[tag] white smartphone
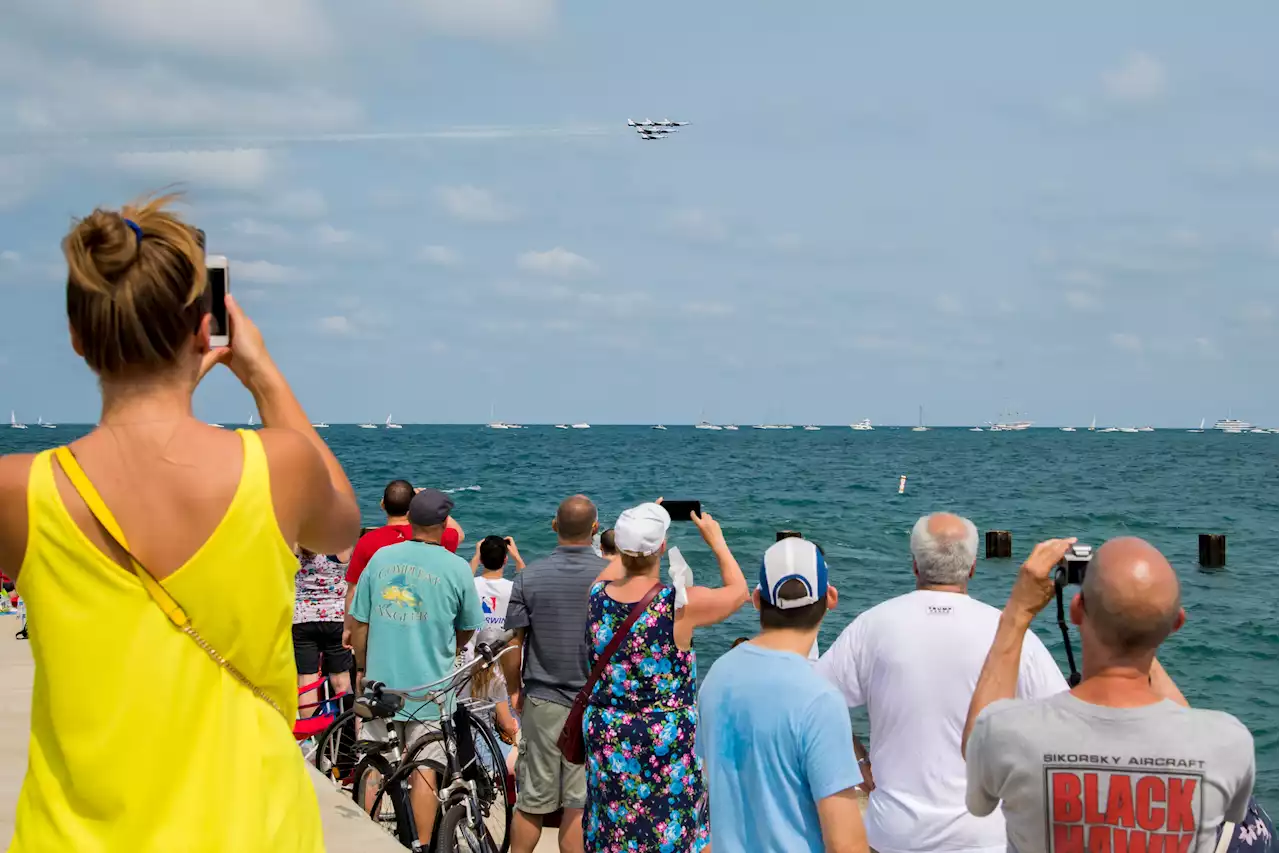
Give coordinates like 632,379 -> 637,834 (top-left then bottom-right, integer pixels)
206,255 -> 229,347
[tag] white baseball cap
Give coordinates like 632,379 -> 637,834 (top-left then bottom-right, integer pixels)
759,538 -> 828,609
613,502 -> 671,557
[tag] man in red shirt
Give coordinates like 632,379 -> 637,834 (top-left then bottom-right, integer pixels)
341,479 -> 464,645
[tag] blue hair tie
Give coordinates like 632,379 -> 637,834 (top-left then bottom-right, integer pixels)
124,219 -> 143,244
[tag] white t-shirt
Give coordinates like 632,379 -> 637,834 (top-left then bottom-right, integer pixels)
473,575 -> 513,634
814,590 -> 1068,853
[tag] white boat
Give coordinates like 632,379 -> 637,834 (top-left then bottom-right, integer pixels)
487,404 -> 517,429
970,427 -> 984,432
722,424 -> 739,431
652,425 -> 667,430
1248,427 -> 1269,434
1118,427 -> 1140,434
359,420 -> 378,429
1099,427 -> 1119,433
554,424 -> 569,430
37,416 -> 56,429
911,406 -> 929,432
208,423 -> 224,429
311,422 -> 329,429
778,424 -> 795,430
850,419 -> 874,431
695,421 -> 723,431
9,411 -> 26,430
1137,426 -> 1155,432
1088,415 -> 1097,432
1187,418 -> 1205,434
1059,426 -> 1076,432
571,422 -> 590,429
989,410 -> 1033,431
802,425 -> 821,431
1213,417 -> 1252,432
247,413 -> 259,429
385,414 -> 401,429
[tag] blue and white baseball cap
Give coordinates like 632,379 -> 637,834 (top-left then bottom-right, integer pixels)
759,538 -> 828,609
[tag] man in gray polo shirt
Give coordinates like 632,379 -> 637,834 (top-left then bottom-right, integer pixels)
502,494 -> 606,853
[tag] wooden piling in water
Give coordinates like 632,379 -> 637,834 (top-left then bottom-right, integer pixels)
1198,534 -> 1226,568
985,530 -> 1012,559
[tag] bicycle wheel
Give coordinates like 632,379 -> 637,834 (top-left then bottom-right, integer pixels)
437,802 -> 492,853
457,708 -> 512,853
312,709 -> 359,786
351,752 -> 409,840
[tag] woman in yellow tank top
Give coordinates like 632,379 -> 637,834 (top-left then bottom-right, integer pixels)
0,194 -> 361,852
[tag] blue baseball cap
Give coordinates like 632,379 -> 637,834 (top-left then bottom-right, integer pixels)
759,538 -> 828,609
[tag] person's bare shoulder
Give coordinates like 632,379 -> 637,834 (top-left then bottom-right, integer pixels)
0,453 -> 38,574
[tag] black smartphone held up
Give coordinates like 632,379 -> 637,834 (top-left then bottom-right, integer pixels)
206,255 -> 229,347
776,530 -> 803,541
662,500 -> 701,521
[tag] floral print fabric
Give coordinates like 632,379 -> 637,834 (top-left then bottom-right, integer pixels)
583,582 -> 709,853
293,553 -> 347,624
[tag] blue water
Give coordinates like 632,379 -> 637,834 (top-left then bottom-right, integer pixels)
3,424 -> 1277,810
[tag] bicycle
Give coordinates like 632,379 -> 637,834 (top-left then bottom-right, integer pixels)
351,640 -> 516,852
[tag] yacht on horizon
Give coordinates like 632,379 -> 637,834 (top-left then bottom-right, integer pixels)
802,425 -> 821,431
311,422 -> 329,429
9,411 -> 27,430
1059,426 -> 1076,432
554,424 -> 569,429
358,419 -> 378,429
571,422 -> 590,429
911,406 -> 929,432
850,419 -> 874,431
1213,416 -> 1251,433
37,416 -> 56,429
695,421 -> 723,431
652,424 -> 667,430
722,424 -> 739,431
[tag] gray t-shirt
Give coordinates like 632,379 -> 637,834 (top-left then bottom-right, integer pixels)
503,545 -> 607,706
967,692 -> 1256,853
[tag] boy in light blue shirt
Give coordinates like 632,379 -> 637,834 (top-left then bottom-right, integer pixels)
698,538 -> 869,853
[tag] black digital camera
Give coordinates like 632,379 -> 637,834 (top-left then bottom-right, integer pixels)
1059,543 -> 1093,586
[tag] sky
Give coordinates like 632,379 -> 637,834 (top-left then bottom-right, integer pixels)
0,1 -> 1275,427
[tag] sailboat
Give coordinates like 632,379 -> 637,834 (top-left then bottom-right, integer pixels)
246,413 -> 259,429
911,406 -> 929,432
37,416 -> 56,429
385,414 -> 402,429
487,403 -> 515,429
695,409 -> 723,430
1187,418 -> 1205,434
1088,415 -> 1097,432
9,411 -> 26,430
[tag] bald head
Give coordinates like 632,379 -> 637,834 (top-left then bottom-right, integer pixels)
554,494 -> 598,544
1080,537 -> 1183,655
910,512 -> 979,585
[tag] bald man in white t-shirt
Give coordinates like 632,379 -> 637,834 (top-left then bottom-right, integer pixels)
815,513 -> 1068,853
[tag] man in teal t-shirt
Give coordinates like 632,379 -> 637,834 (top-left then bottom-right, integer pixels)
350,488 -> 483,847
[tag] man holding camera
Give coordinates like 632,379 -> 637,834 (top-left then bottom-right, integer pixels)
962,537 -> 1255,853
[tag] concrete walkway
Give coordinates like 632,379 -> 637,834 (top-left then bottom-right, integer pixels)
0,625 -> 558,851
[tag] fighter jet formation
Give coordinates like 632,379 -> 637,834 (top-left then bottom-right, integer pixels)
627,118 -> 689,140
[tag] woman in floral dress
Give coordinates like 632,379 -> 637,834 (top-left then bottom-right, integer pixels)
583,503 -> 749,853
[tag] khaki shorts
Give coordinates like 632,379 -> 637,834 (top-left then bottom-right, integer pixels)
515,697 -> 585,813
359,718 -> 446,767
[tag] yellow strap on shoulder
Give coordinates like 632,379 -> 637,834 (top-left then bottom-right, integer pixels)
53,446 -> 190,627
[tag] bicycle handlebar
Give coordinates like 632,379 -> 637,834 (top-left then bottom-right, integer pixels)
355,640 -> 516,721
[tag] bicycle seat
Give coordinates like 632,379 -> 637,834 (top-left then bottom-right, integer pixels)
354,683 -> 404,721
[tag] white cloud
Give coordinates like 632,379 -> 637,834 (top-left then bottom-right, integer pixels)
235,260 -> 301,284
271,190 -> 328,220
933,294 -> 964,315
314,224 -> 354,246
114,148 -> 272,191
318,316 -> 354,335
1065,291 -> 1101,311
414,0 -> 556,42
1102,52 -> 1166,103
0,251 -> 19,263
13,0 -> 334,64
516,247 -> 597,278
666,209 -> 728,244
436,185 -> 516,224
231,219 -> 291,242
684,301 -> 735,317
1193,337 -> 1222,361
419,245 -> 460,266
1109,332 -> 1143,352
